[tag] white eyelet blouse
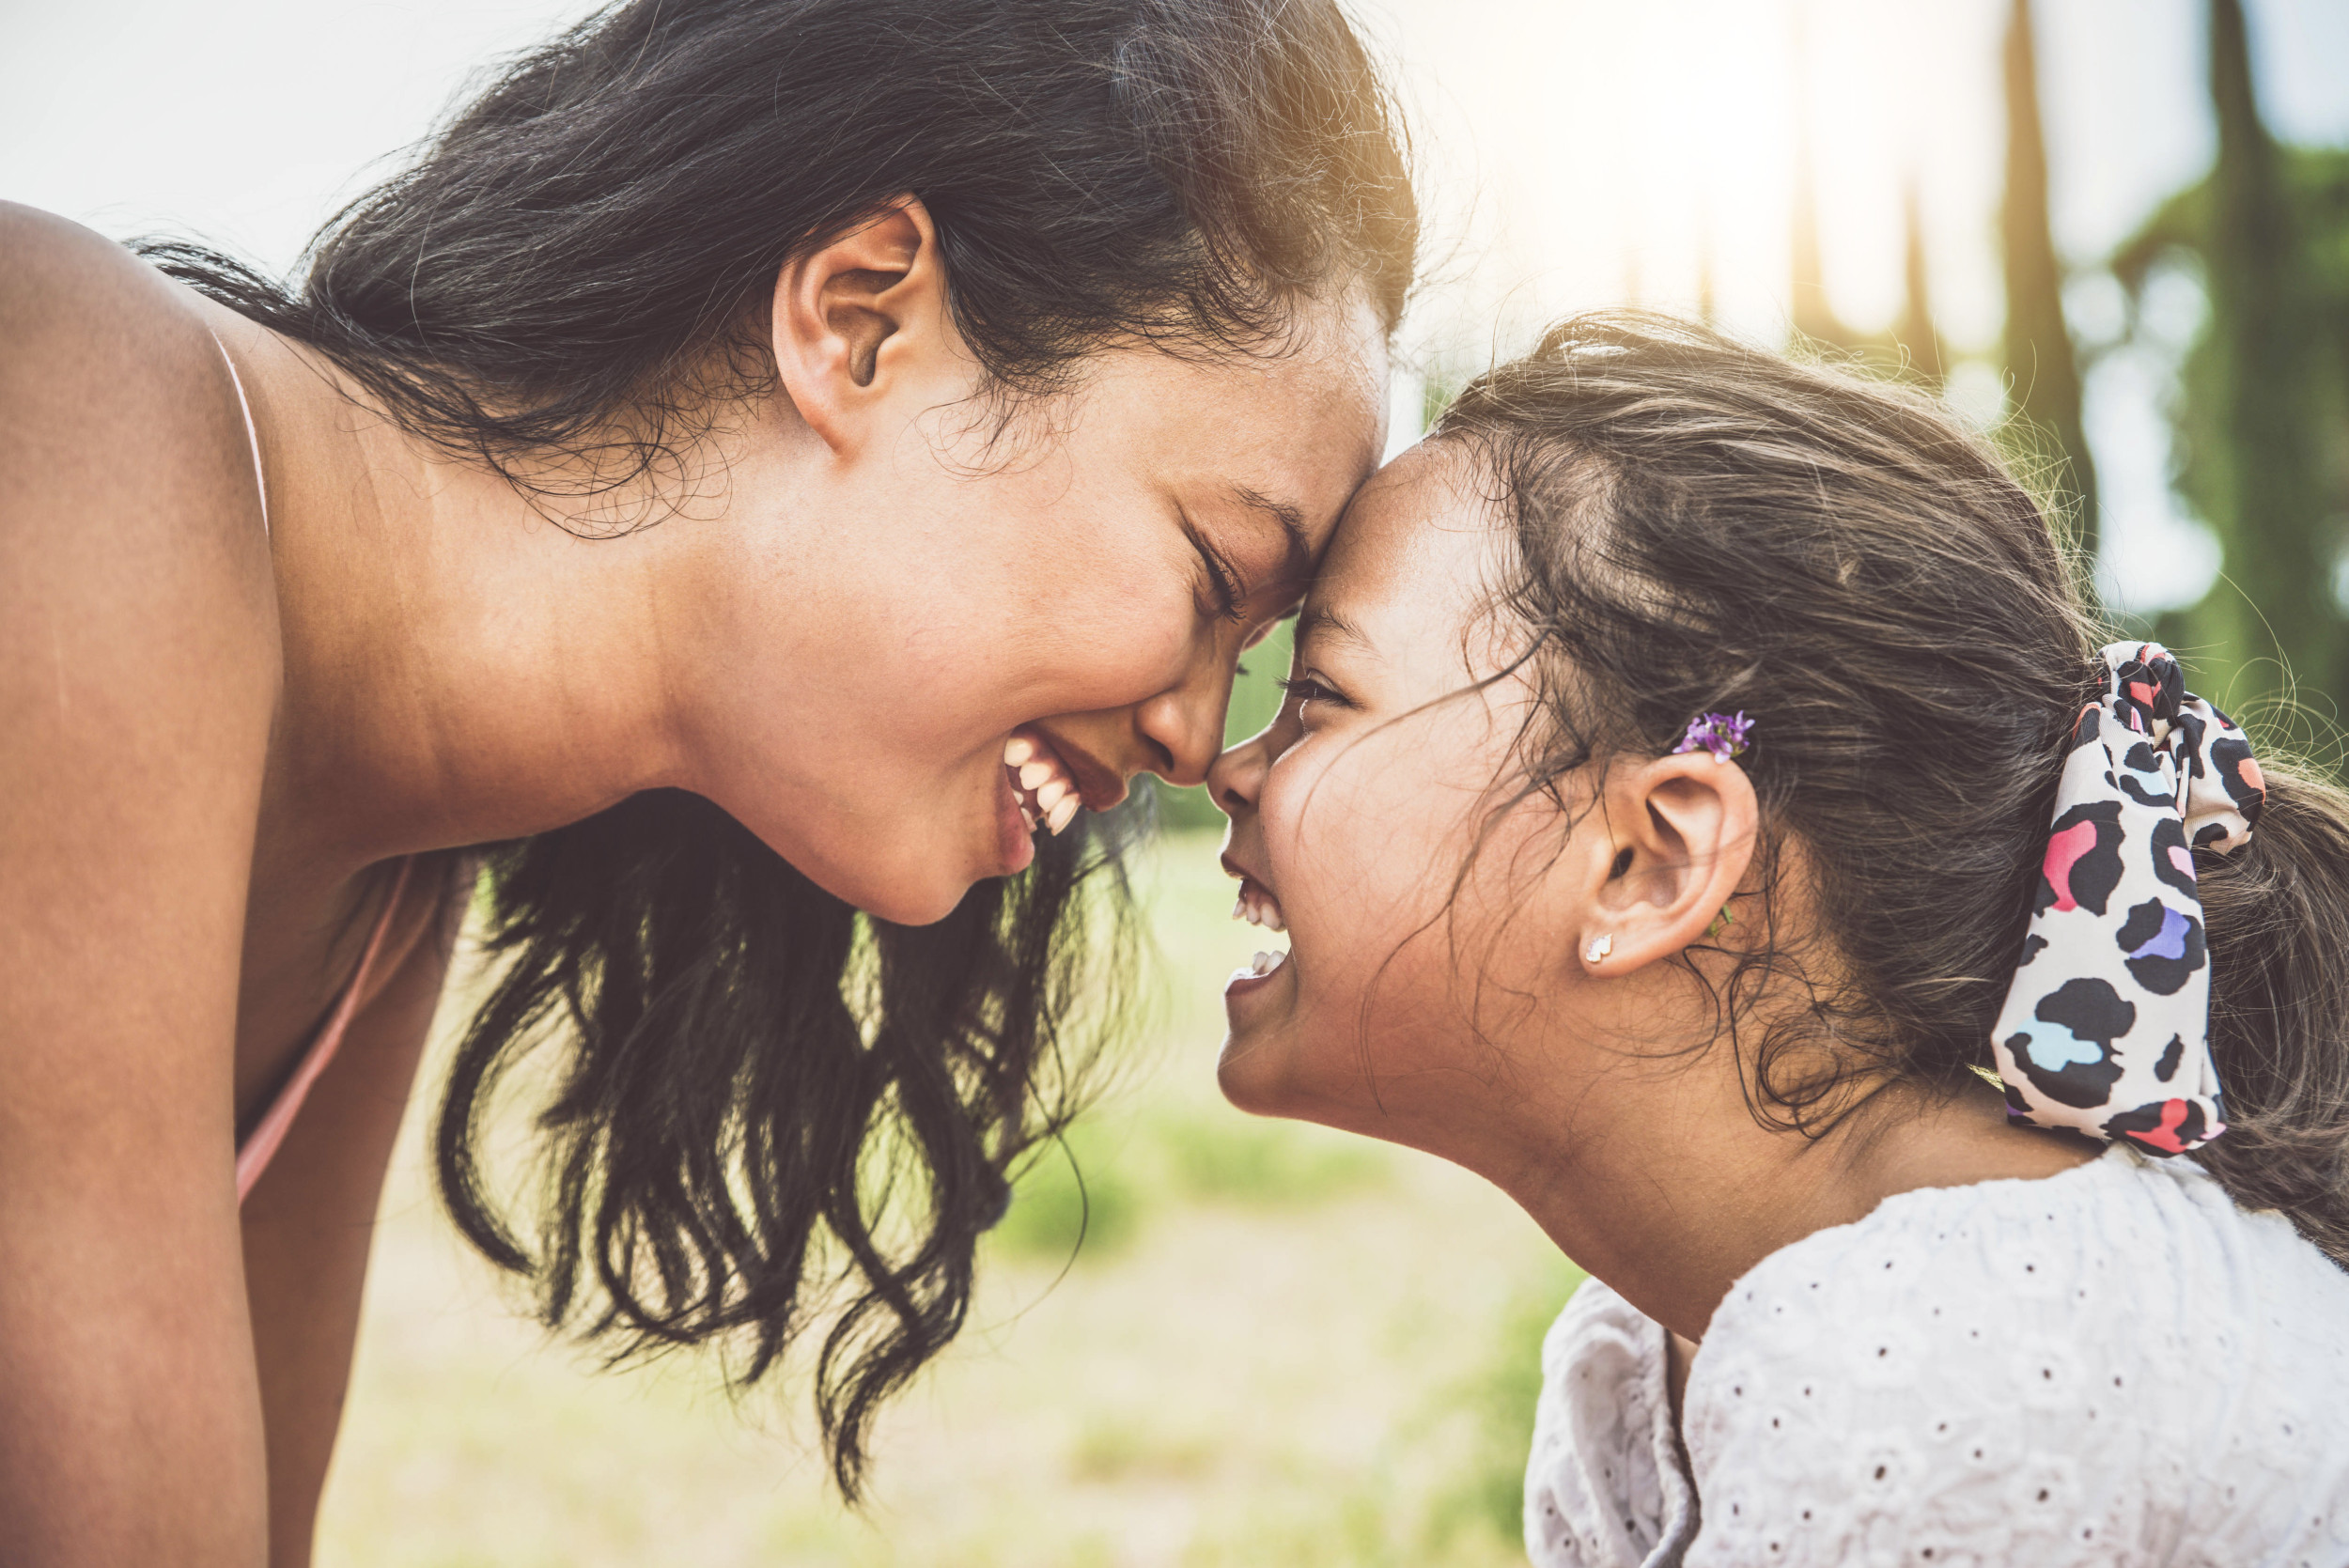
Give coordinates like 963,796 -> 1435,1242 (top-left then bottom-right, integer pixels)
1523,1144 -> 2349,1567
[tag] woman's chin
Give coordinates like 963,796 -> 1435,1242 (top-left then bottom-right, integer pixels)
864,886 -> 968,927
803,844 -> 984,928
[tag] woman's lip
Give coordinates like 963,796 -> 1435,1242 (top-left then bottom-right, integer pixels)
993,762 -> 1038,874
1025,724 -> 1126,813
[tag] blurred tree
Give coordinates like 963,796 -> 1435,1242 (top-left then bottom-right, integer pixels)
1892,172 -> 1948,389
1785,8 -> 1940,386
1788,87 -> 1857,349
2002,0 -> 2099,562
2111,0 -> 2348,723
1786,0 -> 1859,353
1697,212 -> 1719,328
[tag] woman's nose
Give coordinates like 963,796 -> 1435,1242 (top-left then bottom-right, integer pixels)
1133,666 -> 1236,788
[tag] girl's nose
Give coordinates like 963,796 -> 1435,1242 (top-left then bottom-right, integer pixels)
1206,730 -> 1268,818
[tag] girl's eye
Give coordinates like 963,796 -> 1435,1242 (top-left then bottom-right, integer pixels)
1275,675 -> 1342,708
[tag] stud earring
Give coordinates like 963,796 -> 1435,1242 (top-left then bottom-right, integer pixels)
1583,934 -> 1612,965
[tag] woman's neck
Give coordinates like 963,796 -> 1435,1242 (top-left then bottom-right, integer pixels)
1472,1041 -> 2095,1344
201,303 -> 725,885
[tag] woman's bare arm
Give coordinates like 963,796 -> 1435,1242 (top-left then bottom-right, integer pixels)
241,881 -> 458,1568
0,207 -> 283,1564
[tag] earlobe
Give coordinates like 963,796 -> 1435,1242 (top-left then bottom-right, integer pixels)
768,196 -> 954,456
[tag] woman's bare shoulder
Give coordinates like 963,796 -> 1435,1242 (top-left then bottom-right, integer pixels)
0,202 -> 281,952
0,203 -> 281,724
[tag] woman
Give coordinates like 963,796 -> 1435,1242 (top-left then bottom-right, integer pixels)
0,0 -> 1416,1558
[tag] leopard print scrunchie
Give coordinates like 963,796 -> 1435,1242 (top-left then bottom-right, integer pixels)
1989,642 -> 2266,1156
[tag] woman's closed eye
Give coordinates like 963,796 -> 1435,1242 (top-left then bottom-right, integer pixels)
1183,521 -> 1251,625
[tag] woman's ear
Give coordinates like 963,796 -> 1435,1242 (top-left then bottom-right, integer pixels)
1580,751 -> 1760,975
769,196 -> 962,456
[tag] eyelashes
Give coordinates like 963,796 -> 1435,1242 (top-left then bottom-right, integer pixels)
1199,546 -> 1248,624
1274,675 -> 1346,709
1182,517 -> 1250,625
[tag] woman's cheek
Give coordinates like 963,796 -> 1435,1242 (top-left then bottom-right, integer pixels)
1050,598 -> 1200,716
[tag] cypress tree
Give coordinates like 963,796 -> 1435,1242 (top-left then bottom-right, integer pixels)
2002,0 -> 2098,561
2200,0 -> 2335,720
1893,172 -> 1948,389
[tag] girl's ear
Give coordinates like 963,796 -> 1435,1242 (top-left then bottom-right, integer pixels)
1580,751 -> 1760,975
769,196 -> 962,457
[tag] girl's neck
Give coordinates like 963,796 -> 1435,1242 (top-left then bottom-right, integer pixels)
1483,1054 -> 2095,1344
200,302 -> 741,888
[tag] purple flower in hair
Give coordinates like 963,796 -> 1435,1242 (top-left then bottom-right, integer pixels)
1672,711 -> 1753,764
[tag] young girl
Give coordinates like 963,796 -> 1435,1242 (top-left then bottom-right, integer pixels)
1209,314 -> 2349,1563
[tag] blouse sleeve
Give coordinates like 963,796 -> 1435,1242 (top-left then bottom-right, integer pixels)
1524,1279 -> 1700,1568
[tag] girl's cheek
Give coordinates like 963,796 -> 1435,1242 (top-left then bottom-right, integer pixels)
1276,755 -> 1407,931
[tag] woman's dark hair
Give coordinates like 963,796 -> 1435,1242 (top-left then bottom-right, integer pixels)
145,0 -> 1415,498
146,0 -> 1416,1498
1434,311 -> 2349,1268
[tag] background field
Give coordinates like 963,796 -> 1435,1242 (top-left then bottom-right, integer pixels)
315,829 -> 1580,1568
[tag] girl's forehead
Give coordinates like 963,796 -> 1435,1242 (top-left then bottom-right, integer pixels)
1298,446 -> 1511,666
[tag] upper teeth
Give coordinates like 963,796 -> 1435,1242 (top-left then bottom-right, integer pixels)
1005,737 -> 1082,836
1233,884 -> 1286,932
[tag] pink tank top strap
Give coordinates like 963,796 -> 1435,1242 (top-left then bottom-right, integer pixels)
236,858 -> 416,1204
206,326 -> 270,536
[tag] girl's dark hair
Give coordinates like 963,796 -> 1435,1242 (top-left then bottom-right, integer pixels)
1436,311 -> 2349,1267
146,0 -> 1415,1498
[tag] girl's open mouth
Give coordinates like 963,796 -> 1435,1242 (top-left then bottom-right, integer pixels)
1226,877 -> 1291,994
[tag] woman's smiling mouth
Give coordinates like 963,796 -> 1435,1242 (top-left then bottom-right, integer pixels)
1003,732 -> 1084,836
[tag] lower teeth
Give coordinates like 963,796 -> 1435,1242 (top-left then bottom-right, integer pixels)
1247,950 -> 1287,978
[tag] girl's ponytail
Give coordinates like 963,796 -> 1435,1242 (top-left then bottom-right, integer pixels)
2196,761 -> 2349,1265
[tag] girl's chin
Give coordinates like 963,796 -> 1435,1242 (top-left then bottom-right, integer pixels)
1216,960 -> 1305,1108
1214,1026 -> 1338,1125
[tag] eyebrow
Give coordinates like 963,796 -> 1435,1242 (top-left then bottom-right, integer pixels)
1231,485 -> 1314,588
1293,602 -> 1376,660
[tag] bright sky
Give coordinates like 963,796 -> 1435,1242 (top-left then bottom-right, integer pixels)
6,0 -> 2345,610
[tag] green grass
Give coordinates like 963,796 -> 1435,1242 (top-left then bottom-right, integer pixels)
318,828 -> 1577,1568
